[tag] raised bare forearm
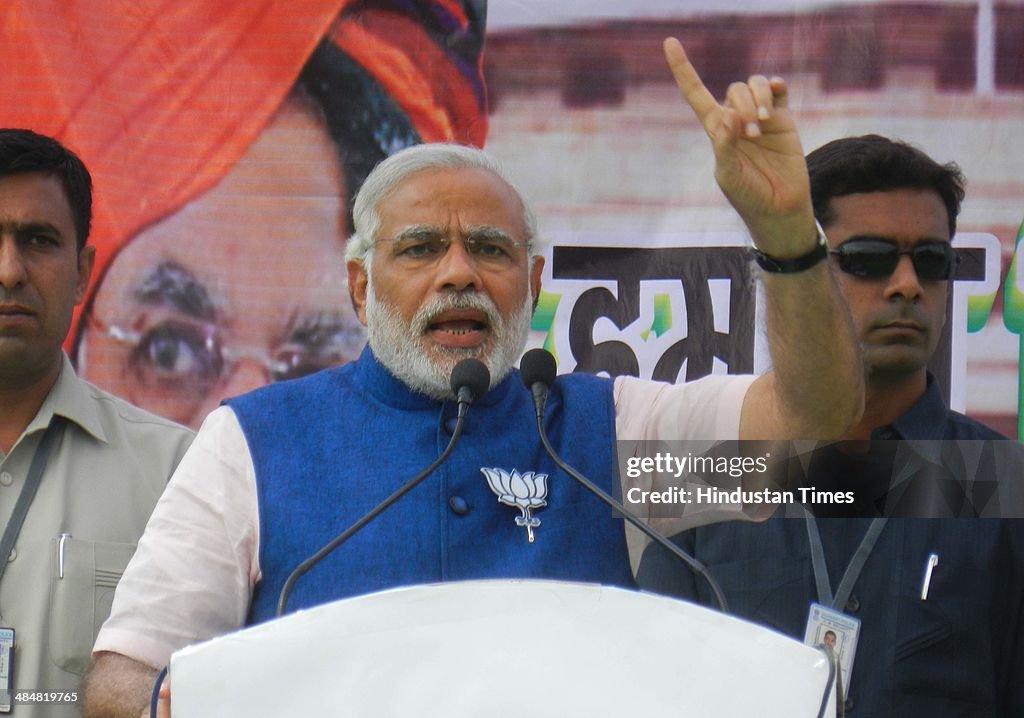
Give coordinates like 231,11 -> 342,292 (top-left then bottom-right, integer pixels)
82,652 -> 158,718
758,260 -> 863,438
664,37 -> 863,439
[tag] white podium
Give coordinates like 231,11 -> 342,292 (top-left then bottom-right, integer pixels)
170,580 -> 836,717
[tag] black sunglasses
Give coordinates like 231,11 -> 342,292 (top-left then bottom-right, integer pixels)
830,238 -> 960,281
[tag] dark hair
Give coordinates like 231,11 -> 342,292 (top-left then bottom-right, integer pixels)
0,128 -> 93,249
298,41 -> 421,232
807,135 -> 965,237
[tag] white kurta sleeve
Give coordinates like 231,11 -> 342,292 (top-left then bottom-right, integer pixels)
92,406 -> 261,669
614,373 -> 756,441
614,373 -> 758,572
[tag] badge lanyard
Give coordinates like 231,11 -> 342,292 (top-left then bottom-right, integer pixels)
0,418 -> 66,594
804,512 -> 888,610
0,418 -> 65,713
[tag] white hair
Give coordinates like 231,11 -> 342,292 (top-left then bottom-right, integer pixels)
344,143 -> 543,270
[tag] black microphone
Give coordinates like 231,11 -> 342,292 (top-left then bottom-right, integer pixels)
276,359 -> 490,616
520,346 -> 556,419
519,348 -> 729,613
452,357 -> 491,418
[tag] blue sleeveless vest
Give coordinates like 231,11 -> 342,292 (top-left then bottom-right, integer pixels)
229,348 -> 634,624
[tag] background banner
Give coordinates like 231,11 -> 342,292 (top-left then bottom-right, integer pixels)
3,0 -> 1022,438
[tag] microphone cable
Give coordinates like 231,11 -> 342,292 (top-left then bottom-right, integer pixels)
520,348 -> 730,613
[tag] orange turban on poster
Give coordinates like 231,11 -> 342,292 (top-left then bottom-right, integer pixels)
0,0 -> 488,351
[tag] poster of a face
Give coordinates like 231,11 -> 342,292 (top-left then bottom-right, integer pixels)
2,1 -> 1022,436
74,91 -> 362,427
1,0 -> 489,428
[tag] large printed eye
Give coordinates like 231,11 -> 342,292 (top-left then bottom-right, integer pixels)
268,349 -> 333,383
270,318 -> 365,383
131,320 -> 224,388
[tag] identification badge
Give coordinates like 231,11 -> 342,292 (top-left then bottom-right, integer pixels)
0,626 -> 13,713
804,602 -> 859,698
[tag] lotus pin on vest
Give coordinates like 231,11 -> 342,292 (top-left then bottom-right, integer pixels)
481,467 -> 550,542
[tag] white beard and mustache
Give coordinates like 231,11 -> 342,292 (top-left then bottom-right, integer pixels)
364,280 -> 534,400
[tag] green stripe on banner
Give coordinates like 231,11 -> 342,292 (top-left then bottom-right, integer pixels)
1002,218 -> 1024,440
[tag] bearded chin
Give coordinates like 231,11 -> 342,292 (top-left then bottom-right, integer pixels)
364,281 -> 533,401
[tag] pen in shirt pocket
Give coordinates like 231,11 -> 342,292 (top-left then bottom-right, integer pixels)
920,552 -> 939,600
58,533 -> 71,579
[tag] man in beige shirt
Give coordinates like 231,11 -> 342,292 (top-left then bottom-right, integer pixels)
0,128 -> 193,717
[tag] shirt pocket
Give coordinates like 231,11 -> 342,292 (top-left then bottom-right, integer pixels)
892,549 -> 996,708
48,537 -> 137,675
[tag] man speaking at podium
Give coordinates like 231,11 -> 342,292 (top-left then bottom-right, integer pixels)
83,40 -> 862,717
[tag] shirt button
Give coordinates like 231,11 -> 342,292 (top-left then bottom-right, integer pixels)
6,549 -> 16,562
844,697 -> 855,712
444,417 -> 460,435
0,472 -> 12,486
845,595 -> 860,613
448,496 -> 469,516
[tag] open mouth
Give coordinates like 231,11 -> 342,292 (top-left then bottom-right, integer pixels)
426,310 -> 489,348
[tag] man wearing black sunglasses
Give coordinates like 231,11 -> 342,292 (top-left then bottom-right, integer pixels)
639,135 -> 1023,717
812,135 -> 964,437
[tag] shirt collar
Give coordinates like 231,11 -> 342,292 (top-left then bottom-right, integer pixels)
22,353 -> 108,443
880,372 -> 949,441
870,372 -> 948,467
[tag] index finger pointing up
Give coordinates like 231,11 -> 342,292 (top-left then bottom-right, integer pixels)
663,37 -> 719,130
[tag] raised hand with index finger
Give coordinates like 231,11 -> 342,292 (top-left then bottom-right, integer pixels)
663,37 -> 863,442
663,37 -> 816,261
